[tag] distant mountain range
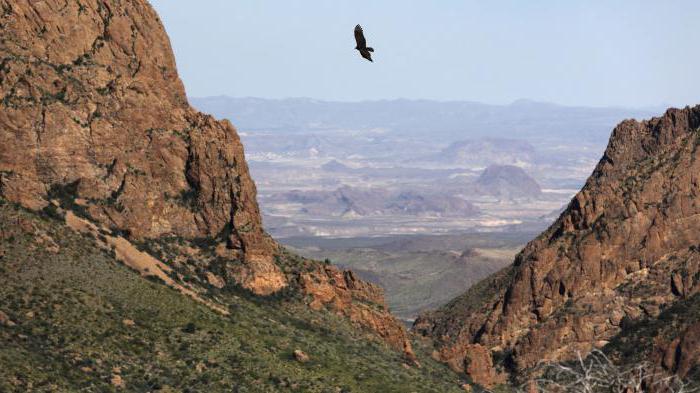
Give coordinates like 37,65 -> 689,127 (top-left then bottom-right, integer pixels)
192,96 -> 659,143
265,186 -> 480,217
430,137 -> 537,167
262,164 -> 543,226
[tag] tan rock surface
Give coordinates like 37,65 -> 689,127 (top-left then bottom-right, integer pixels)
293,349 -> 310,363
110,374 -> 125,389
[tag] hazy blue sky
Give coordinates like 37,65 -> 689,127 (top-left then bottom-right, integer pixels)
150,1 -> 699,107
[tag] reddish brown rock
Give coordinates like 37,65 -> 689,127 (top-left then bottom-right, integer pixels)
0,0 -> 284,294
205,272 -> 225,289
416,106 -> 700,384
0,0 -> 411,356
656,322 -> 700,379
441,344 -> 507,388
301,264 -> 417,363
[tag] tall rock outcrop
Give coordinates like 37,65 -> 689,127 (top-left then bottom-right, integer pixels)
415,106 -> 700,386
0,0 -> 282,294
0,0 -> 413,358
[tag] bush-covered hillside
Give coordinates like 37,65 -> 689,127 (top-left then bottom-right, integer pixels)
0,199 -> 466,392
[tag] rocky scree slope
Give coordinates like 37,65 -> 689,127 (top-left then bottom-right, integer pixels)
0,0 -> 414,359
415,106 -> 700,387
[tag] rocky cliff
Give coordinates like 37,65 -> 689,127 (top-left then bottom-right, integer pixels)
0,0 -> 283,294
0,0 -> 413,359
415,106 -> 700,387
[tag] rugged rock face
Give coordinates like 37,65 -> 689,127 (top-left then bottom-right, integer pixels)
0,0 -> 412,356
300,264 -> 416,362
0,0 -> 282,294
656,322 -> 700,380
416,106 -> 700,387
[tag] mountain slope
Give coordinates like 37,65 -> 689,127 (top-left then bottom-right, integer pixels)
0,200 -> 466,392
0,0 -> 428,387
415,106 -> 700,387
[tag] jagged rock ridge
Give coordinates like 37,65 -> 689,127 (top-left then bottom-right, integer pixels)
415,106 -> 700,387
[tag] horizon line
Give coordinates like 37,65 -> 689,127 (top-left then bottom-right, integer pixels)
189,95 -> 673,112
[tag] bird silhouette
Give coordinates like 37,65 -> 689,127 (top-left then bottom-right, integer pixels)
354,25 -> 374,62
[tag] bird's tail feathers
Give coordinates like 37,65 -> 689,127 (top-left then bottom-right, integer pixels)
367,47 -> 374,52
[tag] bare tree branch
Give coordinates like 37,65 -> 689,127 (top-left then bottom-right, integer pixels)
510,350 -> 699,393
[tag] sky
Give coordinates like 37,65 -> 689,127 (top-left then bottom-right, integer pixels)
150,1 -> 700,108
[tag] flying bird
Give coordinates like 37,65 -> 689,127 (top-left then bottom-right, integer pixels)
354,24 -> 374,62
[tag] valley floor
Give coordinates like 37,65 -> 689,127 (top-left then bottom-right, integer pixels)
284,232 -> 534,321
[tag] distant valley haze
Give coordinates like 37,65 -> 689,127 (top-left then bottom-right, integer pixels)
149,0 -> 700,319
190,95 -> 659,317
147,0 -> 698,243
190,95 -> 656,239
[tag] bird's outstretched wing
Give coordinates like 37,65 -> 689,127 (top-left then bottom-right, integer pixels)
354,24 -> 366,49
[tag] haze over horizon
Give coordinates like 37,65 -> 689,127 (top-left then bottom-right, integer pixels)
191,95 -> 668,112
151,1 -> 699,108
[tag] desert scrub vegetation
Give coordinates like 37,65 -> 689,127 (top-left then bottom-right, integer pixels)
0,199 -> 466,392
